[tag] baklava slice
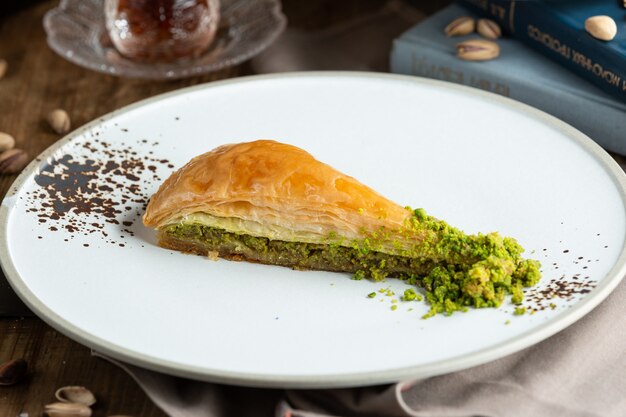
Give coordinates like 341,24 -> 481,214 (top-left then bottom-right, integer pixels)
143,140 -> 540,316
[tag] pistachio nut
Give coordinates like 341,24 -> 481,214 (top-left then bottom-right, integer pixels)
0,132 -> 16,152
456,39 -> 500,61
477,18 -> 501,39
46,109 -> 71,135
444,16 -> 475,37
0,59 -> 7,80
585,15 -> 617,41
0,148 -> 28,175
0,358 -> 27,385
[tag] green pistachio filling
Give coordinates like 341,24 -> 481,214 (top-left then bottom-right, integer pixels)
163,223 -> 439,277
163,208 -> 541,318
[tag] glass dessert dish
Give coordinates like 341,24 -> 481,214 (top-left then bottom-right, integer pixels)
104,0 -> 220,63
44,0 -> 286,79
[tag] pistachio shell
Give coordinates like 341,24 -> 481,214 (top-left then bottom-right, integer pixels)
55,386 -> 97,406
584,15 -> 617,41
44,402 -> 92,417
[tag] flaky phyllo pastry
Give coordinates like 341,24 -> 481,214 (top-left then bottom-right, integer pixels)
143,140 -> 540,317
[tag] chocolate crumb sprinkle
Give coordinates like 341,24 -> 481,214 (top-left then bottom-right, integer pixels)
524,275 -> 598,313
24,139 -> 174,247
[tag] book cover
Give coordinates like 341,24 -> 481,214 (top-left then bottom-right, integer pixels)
390,4 -> 626,155
459,0 -> 626,102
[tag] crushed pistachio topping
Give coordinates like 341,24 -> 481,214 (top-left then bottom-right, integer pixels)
514,306 -> 527,316
345,207 -> 541,318
403,288 -> 418,301
163,206 -> 541,318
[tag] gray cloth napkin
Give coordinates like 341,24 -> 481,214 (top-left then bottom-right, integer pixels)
96,5 -> 626,416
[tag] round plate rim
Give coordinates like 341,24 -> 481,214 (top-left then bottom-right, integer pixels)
2,71 -> 626,388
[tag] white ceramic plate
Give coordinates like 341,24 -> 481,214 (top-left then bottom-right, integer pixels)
2,73 -> 626,388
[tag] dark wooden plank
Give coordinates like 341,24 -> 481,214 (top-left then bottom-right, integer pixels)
0,318 -> 168,416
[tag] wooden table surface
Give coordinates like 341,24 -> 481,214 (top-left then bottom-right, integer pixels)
4,1 -> 624,416
0,1 -> 449,415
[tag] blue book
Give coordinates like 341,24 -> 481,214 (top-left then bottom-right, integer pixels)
460,0 -> 626,102
390,4 -> 626,155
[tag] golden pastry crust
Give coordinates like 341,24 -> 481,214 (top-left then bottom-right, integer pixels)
143,140 -> 410,241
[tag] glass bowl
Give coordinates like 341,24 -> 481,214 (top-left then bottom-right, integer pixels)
43,0 -> 286,80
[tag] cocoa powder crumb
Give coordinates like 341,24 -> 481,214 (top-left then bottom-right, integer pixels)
25,138 -> 174,247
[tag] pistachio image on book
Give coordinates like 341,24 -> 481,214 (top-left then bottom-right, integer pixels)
143,140 -> 541,317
